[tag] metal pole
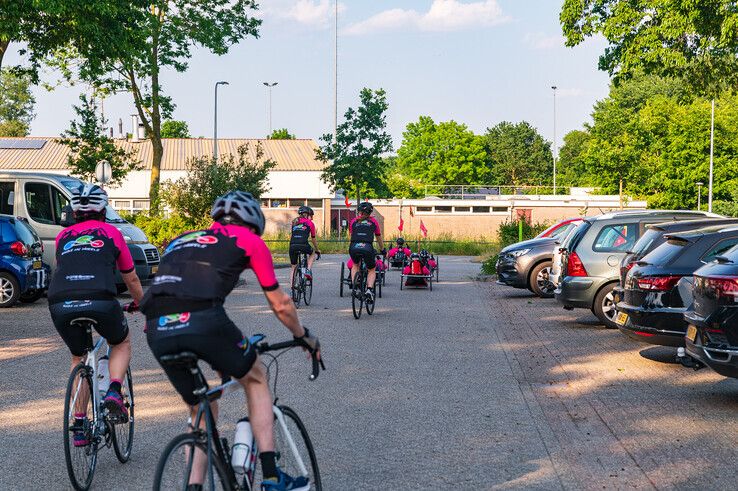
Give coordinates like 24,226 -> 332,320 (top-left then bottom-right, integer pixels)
696,182 -> 703,211
334,0 -> 338,140
263,82 -> 278,135
708,99 -> 715,212
214,81 -> 229,160
552,86 -> 557,195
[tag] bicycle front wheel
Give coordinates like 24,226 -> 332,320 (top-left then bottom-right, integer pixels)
292,269 -> 302,308
154,433 -> 234,491
254,406 -> 322,490
63,363 -> 98,491
303,277 -> 313,306
111,367 -> 134,463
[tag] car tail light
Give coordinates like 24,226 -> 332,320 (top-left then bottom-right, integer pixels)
703,276 -> 738,302
625,261 -> 636,272
10,241 -> 28,256
637,275 -> 682,291
567,251 -> 588,277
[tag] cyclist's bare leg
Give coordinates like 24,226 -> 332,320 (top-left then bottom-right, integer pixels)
187,401 -> 220,485
70,355 -> 90,415
239,357 -> 275,452
108,331 -> 131,382
367,268 -> 377,289
307,252 -> 316,269
290,264 -> 297,285
350,264 -> 359,284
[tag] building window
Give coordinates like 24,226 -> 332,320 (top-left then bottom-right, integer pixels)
416,206 -> 433,213
306,199 -> 322,209
261,199 -> 270,207
113,200 -> 132,210
492,206 -> 508,213
271,199 -> 288,208
133,200 -> 150,210
435,206 -> 452,213
454,206 -> 471,213
473,206 -> 490,213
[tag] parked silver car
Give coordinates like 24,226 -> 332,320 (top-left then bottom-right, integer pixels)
554,210 -> 718,328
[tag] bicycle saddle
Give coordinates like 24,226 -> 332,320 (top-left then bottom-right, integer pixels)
159,351 -> 199,367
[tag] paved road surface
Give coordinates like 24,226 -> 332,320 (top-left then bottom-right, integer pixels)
1,255 -> 736,489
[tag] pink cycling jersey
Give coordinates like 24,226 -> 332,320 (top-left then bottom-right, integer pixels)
388,247 -> 411,258
347,257 -> 386,271
209,222 -> 279,290
56,220 -> 134,273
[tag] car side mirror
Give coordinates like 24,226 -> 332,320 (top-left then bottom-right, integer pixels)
60,205 -> 75,227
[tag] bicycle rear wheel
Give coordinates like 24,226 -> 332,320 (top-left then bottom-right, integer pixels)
254,406 -> 322,490
339,262 -> 345,297
303,276 -> 313,306
154,433 -> 234,491
63,363 -> 98,491
351,275 -> 363,320
366,278 -> 376,315
111,367 -> 134,463
292,268 -> 302,308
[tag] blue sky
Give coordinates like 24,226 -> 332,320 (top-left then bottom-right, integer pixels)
9,0 -> 611,150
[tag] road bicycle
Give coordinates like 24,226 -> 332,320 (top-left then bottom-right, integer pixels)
291,251 -> 319,308
153,335 -> 325,491
62,318 -> 135,491
340,254 -> 385,299
351,257 -> 378,319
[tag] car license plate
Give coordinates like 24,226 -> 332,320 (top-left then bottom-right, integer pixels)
151,265 -> 158,274
686,324 -> 698,343
32,259 -> 42,270
615,312 -> 628,326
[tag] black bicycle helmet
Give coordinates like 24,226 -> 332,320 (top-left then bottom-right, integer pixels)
211,191 -> 266,235
298,205 -> 311,216
357,202 -> 373,215
420,249 -> 430,259
396,237 -> 405,246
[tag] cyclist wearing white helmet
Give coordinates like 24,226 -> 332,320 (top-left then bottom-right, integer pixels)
48,183 -> 144,446
141,190 -> 321,491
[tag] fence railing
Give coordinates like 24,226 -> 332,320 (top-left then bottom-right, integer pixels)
423,185 -> 585,198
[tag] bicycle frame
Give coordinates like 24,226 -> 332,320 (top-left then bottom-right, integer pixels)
68,320 -> 109,435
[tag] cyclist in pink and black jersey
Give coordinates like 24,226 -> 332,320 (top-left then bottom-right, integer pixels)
348,202 -> 385,303
289,206 -> 320,283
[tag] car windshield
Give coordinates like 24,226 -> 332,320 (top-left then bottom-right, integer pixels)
13,219 -> 39,246
59,178 -> 127,224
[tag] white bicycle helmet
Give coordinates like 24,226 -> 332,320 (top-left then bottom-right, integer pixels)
70,183 -> 108,213
211,190 -> 266,235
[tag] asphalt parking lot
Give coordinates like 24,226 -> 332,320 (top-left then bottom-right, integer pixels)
1,255 -> 737,489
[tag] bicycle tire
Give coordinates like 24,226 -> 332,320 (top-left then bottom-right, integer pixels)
304,276 -> 313,306
154,432 -> 234,491
292,267 -> 302,308
63,363 -> 98,491
351,273 -> 363,319
111,367 -> 134,463
436,257 -> 440,282
339,262 -> 345,297
366,291 -> 375,315
377,274 -> 383,298
271,406 -> 323,491
429,275 -> 433,291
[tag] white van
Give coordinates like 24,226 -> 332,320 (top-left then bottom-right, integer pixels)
0,171 -> 159,288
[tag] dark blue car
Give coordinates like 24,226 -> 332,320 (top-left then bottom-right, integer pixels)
0,215 -> 50,307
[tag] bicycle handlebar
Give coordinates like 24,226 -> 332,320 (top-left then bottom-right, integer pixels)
257,339 -> 325,381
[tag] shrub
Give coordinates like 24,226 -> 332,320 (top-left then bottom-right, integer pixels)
123,212 -> 208,249
497,219 -> 549,247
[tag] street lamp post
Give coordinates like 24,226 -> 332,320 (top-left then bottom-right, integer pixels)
708,99 -> 715,212
696,181 -> 704,211
214,81 -> 229,161
552,86 -> 558,195
263,82 -> 278,135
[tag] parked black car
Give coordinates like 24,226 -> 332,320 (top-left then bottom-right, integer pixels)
496,218 -> 582,297
612,217 -> 737,305
616,224 -> 738,346
684,245 -> 738,378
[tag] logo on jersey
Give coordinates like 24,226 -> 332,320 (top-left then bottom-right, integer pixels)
165,231 -> 218,253
158,312 -> 191,327
63,235 -> 104,251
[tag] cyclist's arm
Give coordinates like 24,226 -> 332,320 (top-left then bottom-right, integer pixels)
111,226 -> 144,304
309,220 -> 319,252
122,271 -> 144,304
264,289 -> 304,337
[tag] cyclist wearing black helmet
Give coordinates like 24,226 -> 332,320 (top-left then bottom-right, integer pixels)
141,191 -> 321,491
289,205 -> 320,283
348,201 -> 385,303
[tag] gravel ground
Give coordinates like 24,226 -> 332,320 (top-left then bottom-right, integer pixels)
1,256 -> 736,490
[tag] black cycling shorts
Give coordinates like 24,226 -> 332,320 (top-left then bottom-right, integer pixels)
49,299 -> 128,356
146,306 -> 257,406
289,244 -> 313,265
349,242 -> 376,269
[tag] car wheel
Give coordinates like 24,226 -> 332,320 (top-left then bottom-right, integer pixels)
0,272 -> 20,308
593,283 -> 618,329
529,261 -> 555,298
20,289 -> 45,303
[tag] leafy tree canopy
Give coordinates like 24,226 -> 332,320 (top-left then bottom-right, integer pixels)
318,88 -> 393,202
161,120 -> 191,138
268,128 -> 295,140
58,94 -> 140,187
484,121 -> 553,185
162,142 -> 275,222
0,71 -> 35,137
397,116 -> 488,186
560,0 -> 738,95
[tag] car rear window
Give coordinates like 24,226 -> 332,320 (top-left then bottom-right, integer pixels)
631,228 -> 663,256
593,223 -> 638,252
12,219 -> 38,246
640,239 -> 688,266
562,221 -> 589,249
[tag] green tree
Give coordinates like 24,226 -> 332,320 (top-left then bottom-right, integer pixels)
0,71 -> 35,136
58,94 -> 140,186
50,1 -> 261,213
557,130 -> 592,188
396,116 -> 488,187
560,0 -> 738,95
485,121 -> 553,185
160,120 -> 191,139
161,142 -> 275,222
268,128 -> 295,140
318,88 -> 393,202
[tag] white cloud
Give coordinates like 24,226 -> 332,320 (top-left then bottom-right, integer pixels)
525,32 -> 566,50
265,1 -> 345,29
344,0 -> 510,36
557,88 -> 584,98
